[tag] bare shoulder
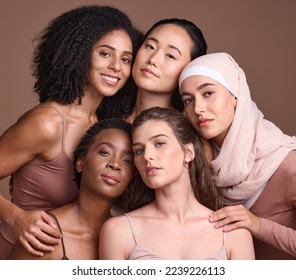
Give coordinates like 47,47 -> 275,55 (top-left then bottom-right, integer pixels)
227,227 -> 252,240
101,214 -> 130,233
99,214 -> 135,260
17,105 -> 64,140
226,228 -> 255,260
0,104 -> 65,174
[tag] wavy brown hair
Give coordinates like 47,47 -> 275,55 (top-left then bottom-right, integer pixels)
127,107 -> 223,211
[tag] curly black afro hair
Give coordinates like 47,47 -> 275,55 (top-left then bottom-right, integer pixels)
32,5 -> 143,105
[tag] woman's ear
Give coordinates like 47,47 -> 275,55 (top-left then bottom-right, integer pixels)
184,143 -> 195,163
75,157 -> 84,173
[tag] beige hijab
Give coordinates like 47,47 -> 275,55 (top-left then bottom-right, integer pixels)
179,52 -> 296,207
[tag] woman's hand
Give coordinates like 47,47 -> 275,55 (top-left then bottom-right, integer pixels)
209,204 -> 260,236
14,210 -> 61,256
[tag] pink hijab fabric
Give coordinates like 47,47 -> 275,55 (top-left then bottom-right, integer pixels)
179,52 -> 296,207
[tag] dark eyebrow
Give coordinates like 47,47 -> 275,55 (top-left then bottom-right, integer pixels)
181,82 -> 216,97
96,142 -> 114,148
95,142 -> 133,155
96,44 -> 133,56
133,134 -> 168,147
146,37 -> 182,56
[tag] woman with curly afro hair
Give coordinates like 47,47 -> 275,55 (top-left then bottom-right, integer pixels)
0,5 -> 143,259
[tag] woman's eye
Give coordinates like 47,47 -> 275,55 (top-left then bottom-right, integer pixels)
204,91 -> 214,97
166,54 -> 176,60
155,141 -> 165,148
145,43 -> 154,50
183,98 -> 193,105
123,157 -> 134,166
100,51 -> 111,58
122,57 -> 132,64
99,150 -> 110,156
133,148 -> 144,155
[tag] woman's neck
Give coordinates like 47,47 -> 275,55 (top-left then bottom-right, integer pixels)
153,179 -> 200,223
75,192 -> 113,231
127,88 -> 173,123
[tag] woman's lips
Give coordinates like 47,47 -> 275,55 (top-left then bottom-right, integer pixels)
197,118 -> 213,127
101,174 -> 120,185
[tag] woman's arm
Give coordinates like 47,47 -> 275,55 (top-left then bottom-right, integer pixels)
99,216 -> 132,260
0,108 -> 63,255
209,204 -> 296,257
227,228 -> 255,260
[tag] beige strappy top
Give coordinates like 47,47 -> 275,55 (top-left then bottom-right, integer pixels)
125,214 -> 228,260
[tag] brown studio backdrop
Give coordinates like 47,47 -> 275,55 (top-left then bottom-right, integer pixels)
0,0 -> 295,199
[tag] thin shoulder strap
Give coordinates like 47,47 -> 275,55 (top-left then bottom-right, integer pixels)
223,227 -> 227,247
37,104 -> 65,149
124,213 -> 138,245
47,212 -> 68,260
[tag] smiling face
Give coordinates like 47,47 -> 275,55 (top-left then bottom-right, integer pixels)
87,29 -> 133,98
77,128 -> 135,199
132,24 -> 193,96
132,120 -> 192,189
180,75 -> 237,147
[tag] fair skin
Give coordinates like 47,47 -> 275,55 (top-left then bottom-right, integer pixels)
126,24 -> 193,123
99,120 -> 255,260
0,29 -> 133,256
180,75 -> 260,235
8,128 -> 135,260
180,75 -> 237,148
124,24 -> 214,162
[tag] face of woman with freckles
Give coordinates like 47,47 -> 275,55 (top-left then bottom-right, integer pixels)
132,120 -> 191,189
180,75 -> 237,147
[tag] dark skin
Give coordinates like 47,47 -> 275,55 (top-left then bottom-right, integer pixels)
8,128 -> 135,260
0,29 -> 134,257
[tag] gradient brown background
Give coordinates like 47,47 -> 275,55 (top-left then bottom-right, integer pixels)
1,0 -> 295,199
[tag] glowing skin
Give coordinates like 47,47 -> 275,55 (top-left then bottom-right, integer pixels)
132,120 -> 191,190
77,128 -> 135,199
87,29 -> 133,98
180,75 -> 237,147
132,24 -> 193,96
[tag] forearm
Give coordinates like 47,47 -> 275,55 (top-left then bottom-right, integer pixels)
0,194 -> 22,226
255,217 -> 296,257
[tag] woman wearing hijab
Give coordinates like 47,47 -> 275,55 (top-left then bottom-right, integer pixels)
178,52 -> 296,259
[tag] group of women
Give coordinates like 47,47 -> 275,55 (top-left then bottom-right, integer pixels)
1,4 -> 295,260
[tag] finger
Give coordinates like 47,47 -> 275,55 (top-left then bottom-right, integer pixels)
209,211 -> 229,223
38,222 -> 62,240
41,212 -> 58,229
21,231 -> 57,253
34,215 -> 62,239
212,215 -> 239,228
33,229 -> 61,246
20,238 -> 46,257
28,236 -> 56,253
223,221 -> 245,232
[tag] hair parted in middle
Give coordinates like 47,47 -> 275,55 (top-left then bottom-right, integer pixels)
127,106 -> 223,211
